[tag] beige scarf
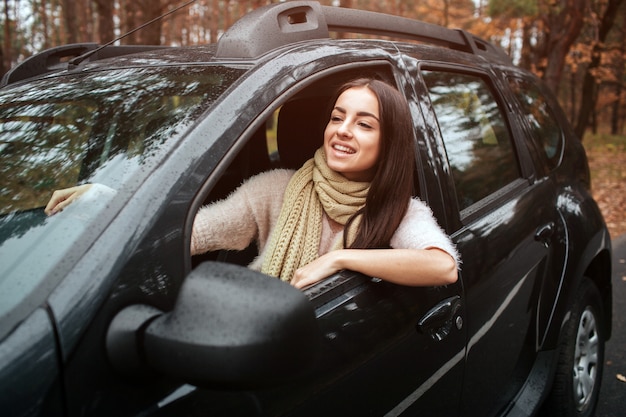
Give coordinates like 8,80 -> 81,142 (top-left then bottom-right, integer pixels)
261,148 -> 370,281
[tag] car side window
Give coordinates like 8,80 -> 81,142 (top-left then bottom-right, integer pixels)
507,76 -> 564,171
422,70 -> 520,211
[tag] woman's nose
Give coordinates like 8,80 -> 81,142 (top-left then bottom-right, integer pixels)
337,120 -> 353,138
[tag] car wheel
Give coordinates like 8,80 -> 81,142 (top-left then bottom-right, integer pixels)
543,277 -> 605,417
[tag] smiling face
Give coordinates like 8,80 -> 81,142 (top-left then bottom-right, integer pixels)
323,86 -> 381,182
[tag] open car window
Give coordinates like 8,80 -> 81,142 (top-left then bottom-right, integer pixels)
190,66 -> 407,300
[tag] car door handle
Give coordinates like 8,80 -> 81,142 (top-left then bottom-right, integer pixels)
417,295 -> 462,341
535,222 -> 555,247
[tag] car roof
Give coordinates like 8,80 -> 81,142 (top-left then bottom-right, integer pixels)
1,0 -> 511,87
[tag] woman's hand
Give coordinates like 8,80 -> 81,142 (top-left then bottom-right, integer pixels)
291,251 -> 342,289
44,184 -> 93,216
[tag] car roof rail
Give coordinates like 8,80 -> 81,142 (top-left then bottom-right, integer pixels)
1,43 -> 169,87
1,43 -> 98,86
216,0 -> 511,64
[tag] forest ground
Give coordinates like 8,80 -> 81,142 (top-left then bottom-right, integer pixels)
586,133 -> 626,417
583,133 -> 626,240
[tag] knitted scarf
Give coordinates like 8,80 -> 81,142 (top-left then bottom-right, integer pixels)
261,148 -> 370,281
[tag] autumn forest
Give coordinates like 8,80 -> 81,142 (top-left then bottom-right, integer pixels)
1,0 -> 625,136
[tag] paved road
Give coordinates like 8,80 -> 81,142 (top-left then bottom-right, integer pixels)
595,234 -> 626,416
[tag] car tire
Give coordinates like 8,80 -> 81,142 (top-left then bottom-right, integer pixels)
543,277 -> 605,417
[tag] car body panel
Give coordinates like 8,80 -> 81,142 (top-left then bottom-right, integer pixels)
0,308 -> 64,417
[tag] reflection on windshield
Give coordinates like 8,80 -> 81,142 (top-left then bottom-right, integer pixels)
0,65 -> 244,245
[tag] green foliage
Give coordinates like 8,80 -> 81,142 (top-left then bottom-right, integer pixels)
583,133 -> 626,185
583,133 -> 626,152
488,0 -> 538,18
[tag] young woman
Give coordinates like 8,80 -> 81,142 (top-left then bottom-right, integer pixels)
46,78 -> 459,289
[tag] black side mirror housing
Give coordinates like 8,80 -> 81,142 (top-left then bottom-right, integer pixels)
107,262 -> 322,388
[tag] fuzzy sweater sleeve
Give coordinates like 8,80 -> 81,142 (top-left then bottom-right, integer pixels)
190,169 -> 294,256
390,198 -> 461,268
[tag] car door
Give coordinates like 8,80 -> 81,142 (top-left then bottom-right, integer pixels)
417,66 -> 567,416
268,67 -> 467,417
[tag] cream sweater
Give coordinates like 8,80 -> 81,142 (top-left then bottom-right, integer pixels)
191,169 -> 459,270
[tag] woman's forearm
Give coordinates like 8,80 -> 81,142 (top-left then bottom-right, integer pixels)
292,248 -> 458,289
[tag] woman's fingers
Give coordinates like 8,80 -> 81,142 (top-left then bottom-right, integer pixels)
45,189 -> 72,215
44,184 -> 92,216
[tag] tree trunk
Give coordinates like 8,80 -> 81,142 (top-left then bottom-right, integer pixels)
518,19 -> 533,71
570,68 -> 577,122
574,0 -> 624,138
78,0 -> 92,42
225,1 -> 233,34
93,0 -> 115,44
41,0 -> 49,48
123,0 -> 138,45
610,17 -> 625,134
610,80 -> 623,134
442,0 -> 450,27
2,0 -> 11,74
210,0 -> 219,43
62,0 -> 78,44
542,0 -> 587,93
591,108 -> 597,134
137,0 -> 163,45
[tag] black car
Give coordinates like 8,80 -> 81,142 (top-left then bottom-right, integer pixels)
0,2 -> 612,416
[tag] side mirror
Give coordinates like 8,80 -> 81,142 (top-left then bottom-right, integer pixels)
107,262 -> 322,387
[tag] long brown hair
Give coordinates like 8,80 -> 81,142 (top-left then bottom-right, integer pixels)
334,78 -> 416,249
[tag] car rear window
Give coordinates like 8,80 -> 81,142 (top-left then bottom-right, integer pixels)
507,76 -> 564,171
422,70 -> 521,211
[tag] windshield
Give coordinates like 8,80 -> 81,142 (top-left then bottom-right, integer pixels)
0,65 -> 244,242
0,65 -> 245,338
